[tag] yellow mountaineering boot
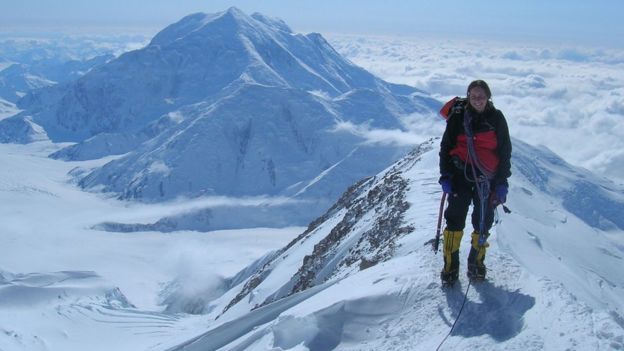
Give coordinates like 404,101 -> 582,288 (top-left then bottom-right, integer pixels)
467,231 -> 489,280
441,229 -> 463,284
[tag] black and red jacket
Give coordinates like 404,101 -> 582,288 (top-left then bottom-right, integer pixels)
439,104 -> 512,185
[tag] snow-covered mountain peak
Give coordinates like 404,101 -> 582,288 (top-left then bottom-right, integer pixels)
250,12 -> 293,33
0,8 -> 447,239
0,8 -> 440,230
148,13 -> 217,47
149,7 -> 261,48
148,6 -> 298,57
2,7 -> 425,145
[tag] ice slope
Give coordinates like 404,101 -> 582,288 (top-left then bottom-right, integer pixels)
165,138 -> 624,350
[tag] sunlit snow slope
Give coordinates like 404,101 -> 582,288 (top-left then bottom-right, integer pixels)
1,137 -> 623,350
167,138 -> 624,351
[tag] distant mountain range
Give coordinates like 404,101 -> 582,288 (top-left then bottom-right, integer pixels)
0,54 -> 113,103
0,7 -> 439,228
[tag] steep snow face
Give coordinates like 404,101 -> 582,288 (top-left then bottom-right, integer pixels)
70,83 -> 422,228
77,85 -> 414,199
170,138 -> 624,350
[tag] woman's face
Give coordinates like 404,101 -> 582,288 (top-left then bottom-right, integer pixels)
468,86 -> 488,113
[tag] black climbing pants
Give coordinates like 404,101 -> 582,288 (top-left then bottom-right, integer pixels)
444,175 -> 495,233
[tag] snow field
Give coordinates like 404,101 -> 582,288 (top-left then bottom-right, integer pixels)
1,136 -> 623,350
0,142 -> 302,351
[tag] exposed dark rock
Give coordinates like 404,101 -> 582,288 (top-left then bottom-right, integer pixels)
220,140 -> 434,315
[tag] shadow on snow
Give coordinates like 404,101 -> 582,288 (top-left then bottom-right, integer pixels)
439,280 -> 535,342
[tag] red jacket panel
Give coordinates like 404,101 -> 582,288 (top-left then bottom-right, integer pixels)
449,131 -> 499,174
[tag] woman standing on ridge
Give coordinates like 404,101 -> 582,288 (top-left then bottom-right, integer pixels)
438,80 -> 512,284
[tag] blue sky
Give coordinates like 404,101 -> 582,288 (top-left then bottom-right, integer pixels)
1,0 -> 622,47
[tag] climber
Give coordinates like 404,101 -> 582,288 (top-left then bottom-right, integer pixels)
438,80 -> 512,283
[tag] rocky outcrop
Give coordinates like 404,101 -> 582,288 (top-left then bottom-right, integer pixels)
221,141 -> 434,315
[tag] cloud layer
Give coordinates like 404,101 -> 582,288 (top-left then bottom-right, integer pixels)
330,35 -> 624,184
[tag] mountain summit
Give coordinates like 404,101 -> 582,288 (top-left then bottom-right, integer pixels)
0,8 -> 439,229
7,7 -> 428,141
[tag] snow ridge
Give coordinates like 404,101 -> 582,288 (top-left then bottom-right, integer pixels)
167,137 -> 624,350
220,142 -> 432,316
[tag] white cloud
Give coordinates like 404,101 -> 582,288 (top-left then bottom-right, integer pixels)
329,34 -> 624,185
333,112 -> 444,147
103,195 -> 304,224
